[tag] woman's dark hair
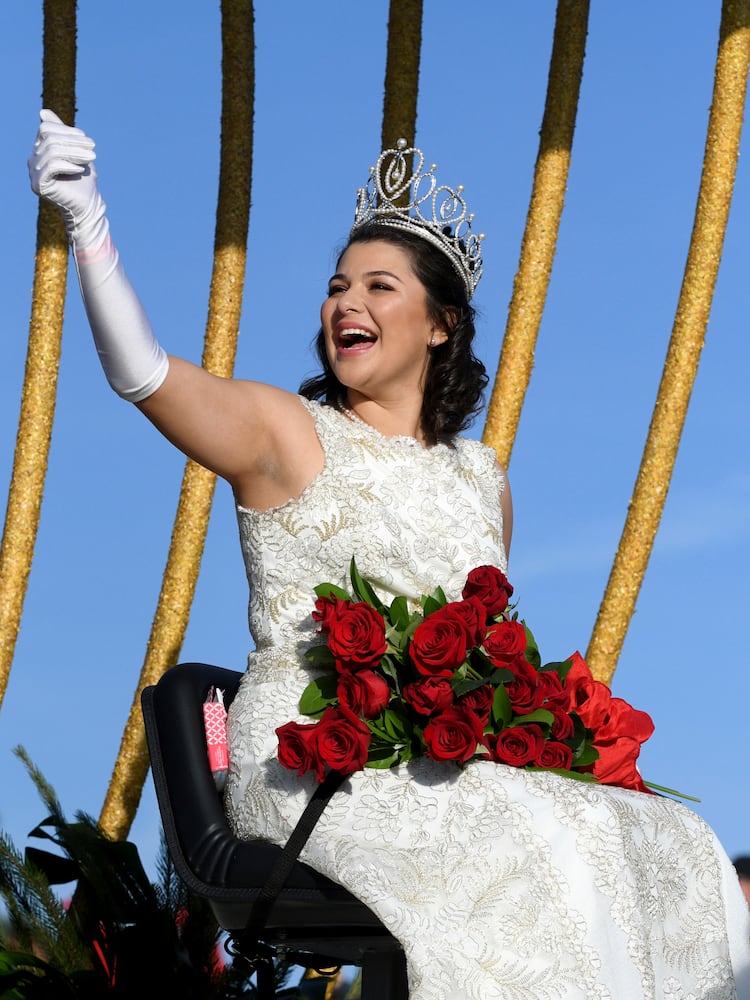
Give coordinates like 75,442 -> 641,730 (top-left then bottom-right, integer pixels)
298,222 -> 488,446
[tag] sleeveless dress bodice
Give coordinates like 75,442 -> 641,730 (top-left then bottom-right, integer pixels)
234,397 -> 506,658
225,398 -> 750,1000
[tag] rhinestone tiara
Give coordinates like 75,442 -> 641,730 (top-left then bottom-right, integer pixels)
351,138 -> 484,298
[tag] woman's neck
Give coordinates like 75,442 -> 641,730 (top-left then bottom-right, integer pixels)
345,392 -> 425,443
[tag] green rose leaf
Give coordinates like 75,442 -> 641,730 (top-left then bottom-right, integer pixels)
491,684 -> 512,727
298,674 -> 338,717
507,708 -> 555,728
389,595 -> 410,630
422,587 -> 448,618
304,644 -> 336,668
313,582 -> 351,601
555,657 -> 575,681
540,660 -> 569,674
382,704 -> 412,741
379,656 -> 403,690
452,675 -> 492,698
487,665 -> 515,685
365,749 -> 402,769
349,557 -> 386,613
573,744 -> 600,768
522,623 -> 541,669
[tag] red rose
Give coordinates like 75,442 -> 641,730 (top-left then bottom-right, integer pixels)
457,684 -> 494,726
533,740 -> 573,771
337,669 -> 391,719
410,606 -> 471,677
489,724 -> 545,767
505,657 -> 544,715
312,594 -> 348,632
462,565 -> 514,618
483,620 -> 527,664
549,707 -> 575,741
539,670 -> 569,710
403,677 -> 455,716
312,704 -> 371,776
445,596 -> 487,648
326,600 -> 387,671
276,720 -> 319,777
423,706 -> 484,764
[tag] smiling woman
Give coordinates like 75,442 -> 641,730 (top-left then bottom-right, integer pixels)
27,115 -> 750,999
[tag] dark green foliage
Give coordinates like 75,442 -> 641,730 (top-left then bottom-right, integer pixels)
0,748 -> 336,999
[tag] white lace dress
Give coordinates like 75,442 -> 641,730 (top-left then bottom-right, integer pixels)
225,397 -> 750,1000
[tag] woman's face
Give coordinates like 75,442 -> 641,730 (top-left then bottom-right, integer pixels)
320,240 -> 446,404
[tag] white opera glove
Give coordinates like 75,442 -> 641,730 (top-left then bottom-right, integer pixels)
28,109 -> 169,403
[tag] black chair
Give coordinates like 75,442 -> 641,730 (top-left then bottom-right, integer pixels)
141,661 -> 408,999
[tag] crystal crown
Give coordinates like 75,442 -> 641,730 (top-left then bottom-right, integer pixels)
351,138 -> 484,298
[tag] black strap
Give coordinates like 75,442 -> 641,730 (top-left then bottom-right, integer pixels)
243,769 -> 346,936
230,772 -> 346,998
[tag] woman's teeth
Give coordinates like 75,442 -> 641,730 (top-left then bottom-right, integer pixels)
339,329 -> 376,346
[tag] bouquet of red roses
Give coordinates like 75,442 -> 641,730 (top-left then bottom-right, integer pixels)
276,561 -> 657,794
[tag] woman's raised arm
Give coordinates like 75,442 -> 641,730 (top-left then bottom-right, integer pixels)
28,111 -> 317,506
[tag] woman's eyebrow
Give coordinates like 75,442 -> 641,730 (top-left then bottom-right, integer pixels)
327,269 -> 404,285
364,270 -> 403,283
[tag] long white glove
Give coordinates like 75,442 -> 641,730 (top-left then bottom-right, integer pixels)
28,109 -> 169,403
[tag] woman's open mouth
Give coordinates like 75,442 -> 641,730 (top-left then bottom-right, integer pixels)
337,328 -> 377,353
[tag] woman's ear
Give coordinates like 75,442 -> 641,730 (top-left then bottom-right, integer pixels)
430,307 -> 458,347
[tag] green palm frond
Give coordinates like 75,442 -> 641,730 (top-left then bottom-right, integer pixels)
0,828 -> 90,973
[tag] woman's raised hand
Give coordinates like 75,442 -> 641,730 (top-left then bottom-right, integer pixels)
27,109 -> 168,402
28,109 -> 105,250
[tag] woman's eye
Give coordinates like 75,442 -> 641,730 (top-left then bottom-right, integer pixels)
371,282 -> 393,291
327,284 -> 346,296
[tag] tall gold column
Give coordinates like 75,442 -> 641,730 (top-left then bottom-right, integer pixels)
482,0 -> 590,469
0,0 -> 77,708
381,0 -> 423,149
99,0 -> 255,840
586,0 -> 750,684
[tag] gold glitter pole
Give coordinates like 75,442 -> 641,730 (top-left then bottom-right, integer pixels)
98,0 -> 255,840
0,0 -> 77,709
586,0 -> 750,684
482,0 -> 590,469
381,0 -> 423,149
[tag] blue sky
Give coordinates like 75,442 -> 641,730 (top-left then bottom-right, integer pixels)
1,2 -> 749,875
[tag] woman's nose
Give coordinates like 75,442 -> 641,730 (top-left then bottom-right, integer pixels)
337,287 -> 363,313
